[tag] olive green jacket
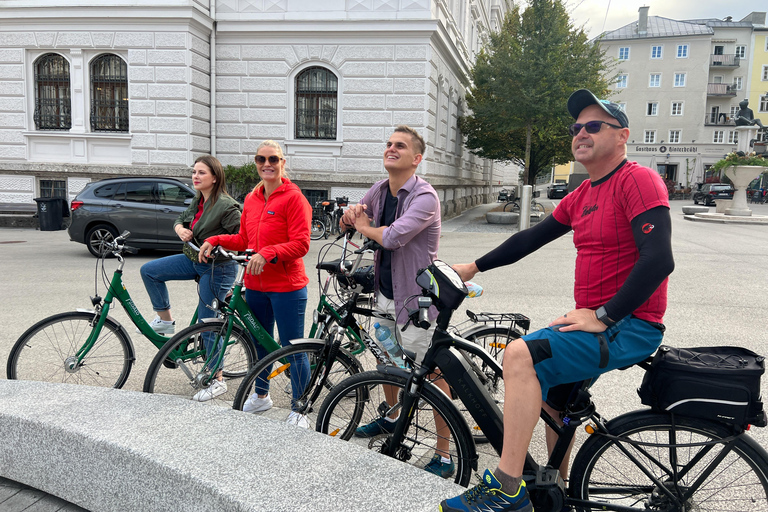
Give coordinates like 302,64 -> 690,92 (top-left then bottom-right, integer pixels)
174,194 -> 241,261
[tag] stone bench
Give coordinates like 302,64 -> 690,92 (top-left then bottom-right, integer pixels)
682,205 -> 709,215
486,211 -> 519,224
0,380 -> 463,512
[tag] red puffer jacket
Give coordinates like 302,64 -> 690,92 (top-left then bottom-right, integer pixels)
205,178 -> 311,293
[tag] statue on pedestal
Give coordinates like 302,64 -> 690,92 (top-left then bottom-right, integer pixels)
734,99 -> 765,128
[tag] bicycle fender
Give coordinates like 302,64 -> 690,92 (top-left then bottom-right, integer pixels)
286,338 -> 325,346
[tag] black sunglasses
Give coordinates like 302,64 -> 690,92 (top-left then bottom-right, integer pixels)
568,120 -> 623,137
255,155 -> 282,165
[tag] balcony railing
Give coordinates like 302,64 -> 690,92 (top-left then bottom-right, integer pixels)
710,54 -> 740,67
706,83 -> 737,97
703,113 -> 736,126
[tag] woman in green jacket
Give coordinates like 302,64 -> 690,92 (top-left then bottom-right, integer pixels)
140,155 -> 241,400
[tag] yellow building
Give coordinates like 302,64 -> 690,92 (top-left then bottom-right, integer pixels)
750,27 -> 768,127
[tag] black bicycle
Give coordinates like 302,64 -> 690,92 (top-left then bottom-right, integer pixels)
317,261 -> 768,510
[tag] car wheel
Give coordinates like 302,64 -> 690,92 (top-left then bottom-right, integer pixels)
86,224 -> 118,257
693,197 -> 698,204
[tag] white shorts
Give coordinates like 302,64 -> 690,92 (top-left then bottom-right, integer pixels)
375,291 -> 435,364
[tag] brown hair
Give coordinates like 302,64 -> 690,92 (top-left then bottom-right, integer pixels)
394,125 -> 426,155
252,140 -> 289,193
194,155 -> 229,207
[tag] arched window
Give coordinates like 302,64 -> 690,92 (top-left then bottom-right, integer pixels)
295,66 -> 338,140
90,54 -> 128,132
33,53 -> 71,130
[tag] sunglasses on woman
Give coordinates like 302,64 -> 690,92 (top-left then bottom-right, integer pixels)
255,155 -> 282,165
568,120 -> 623,137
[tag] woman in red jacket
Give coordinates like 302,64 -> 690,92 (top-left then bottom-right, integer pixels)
199,140 -> 312,428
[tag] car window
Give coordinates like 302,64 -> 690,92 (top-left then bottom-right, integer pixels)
113,181 -> 154,203
93,182 -> 121,199
158,182 -> 195,206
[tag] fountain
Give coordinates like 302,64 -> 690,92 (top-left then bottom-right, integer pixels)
724,126 -> 764,216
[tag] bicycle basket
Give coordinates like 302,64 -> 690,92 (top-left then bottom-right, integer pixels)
415,260 -> 468,311
336,265 -> 374,294
638,345 -> 767,428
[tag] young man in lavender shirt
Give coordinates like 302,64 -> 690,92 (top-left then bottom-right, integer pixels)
341,125 -> 453,477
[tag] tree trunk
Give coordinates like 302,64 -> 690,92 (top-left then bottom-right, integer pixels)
524,124 -> 532,186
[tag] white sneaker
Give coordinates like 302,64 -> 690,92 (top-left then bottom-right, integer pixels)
242,393 -> 273,413
137,316 -> 175,335
286,411 -> 310,429
192,379 -> 227,402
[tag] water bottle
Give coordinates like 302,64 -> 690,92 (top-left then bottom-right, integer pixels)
464,281 -> 484,298
373,322 -> 406,368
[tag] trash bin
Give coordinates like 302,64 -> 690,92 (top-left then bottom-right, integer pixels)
34,197 -> 65,231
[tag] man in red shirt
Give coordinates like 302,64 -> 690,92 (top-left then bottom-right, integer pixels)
441,89 -> 674,512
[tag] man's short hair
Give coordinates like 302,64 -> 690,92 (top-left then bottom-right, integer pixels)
567,89 -> 629,128
394,125 -> 425,155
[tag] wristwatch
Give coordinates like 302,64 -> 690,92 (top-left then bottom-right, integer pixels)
595,306 -> 616,328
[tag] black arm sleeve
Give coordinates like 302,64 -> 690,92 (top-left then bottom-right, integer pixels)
602,205 -> 675,320
475,214 -> 572,272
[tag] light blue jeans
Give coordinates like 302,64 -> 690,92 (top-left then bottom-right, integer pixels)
245,287 -> 310,412
140,253 -> 237,364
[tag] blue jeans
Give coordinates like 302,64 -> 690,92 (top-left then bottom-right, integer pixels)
140,254 -> 237,361
245,287 -> 309,411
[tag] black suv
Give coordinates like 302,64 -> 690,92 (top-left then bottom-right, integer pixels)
693,183 -> 735,206
68,177 -> 196,257
547,183 -> 568,199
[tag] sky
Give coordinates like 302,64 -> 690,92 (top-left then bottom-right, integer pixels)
564,0 -> 765,39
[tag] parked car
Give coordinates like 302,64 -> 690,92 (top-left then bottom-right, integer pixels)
692,183 -> 735,206
68,177 -> 196,257
497,188 -> 511,202
547,183 -> 568,199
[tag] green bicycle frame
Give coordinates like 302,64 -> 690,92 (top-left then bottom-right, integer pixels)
308,294 -> 368,357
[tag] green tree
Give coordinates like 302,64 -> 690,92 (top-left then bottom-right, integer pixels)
459,0 -> 612,185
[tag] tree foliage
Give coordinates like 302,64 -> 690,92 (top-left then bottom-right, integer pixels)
459,0 -> 612,185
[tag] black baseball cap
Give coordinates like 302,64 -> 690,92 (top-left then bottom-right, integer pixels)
567,89 -> 629,128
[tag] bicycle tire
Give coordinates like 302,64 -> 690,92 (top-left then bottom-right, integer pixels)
455,325 -> 520,444
503,201 -> 519,213
232,340 -> 363,425
310,219 -> 326,240
316,370 -> 475,486
7,311 -> 134,388
569,411 -> 768,511
143,320 -> 256,407
532,201 -> 545,214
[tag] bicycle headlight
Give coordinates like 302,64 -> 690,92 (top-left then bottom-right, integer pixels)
313,310 -> 319,324
211,298 -> 219,312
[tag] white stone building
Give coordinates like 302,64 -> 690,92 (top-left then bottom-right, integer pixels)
0,0 -> 509,217
598,7 -> 766,188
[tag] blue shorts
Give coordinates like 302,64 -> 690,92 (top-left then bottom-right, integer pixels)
521,316 -> 664,401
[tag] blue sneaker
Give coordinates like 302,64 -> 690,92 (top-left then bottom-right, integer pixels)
424,454 -> 456,479
354,417 -> 396,437
440,469 -> 533,512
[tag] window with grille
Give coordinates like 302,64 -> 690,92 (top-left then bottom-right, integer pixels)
735,45 -> 746,59
39,179 -> 67,198
713,131 -> 724,143
644,130 -> 656,143
649,74 -> 660,87
647,102 -> 658,116
618,47 -> 630,60
669,130 -> 680,143
676,44 -> 689,58
90,54 -> 128,132
728,131 -> 739,144
295,67 -> 338,140
33,53 -> 72,130
674,73 -> 686,87
671,102 -> 683,116
616,74 -> 628,88
651,46 -> 662,59
760,95 -> 768,113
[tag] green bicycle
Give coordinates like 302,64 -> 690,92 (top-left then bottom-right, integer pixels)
6,231 -> 229,388
142,245 -> 284,406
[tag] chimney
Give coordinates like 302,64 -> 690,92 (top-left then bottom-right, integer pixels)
638,6 -> 649,35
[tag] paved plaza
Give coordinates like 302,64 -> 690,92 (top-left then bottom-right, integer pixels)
1,199 -> 767,510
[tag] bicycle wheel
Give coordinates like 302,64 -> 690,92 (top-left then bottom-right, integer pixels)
503,201 -> 519,212
143,320 -> 256,407
569,411 -> 768,511
310,218 -> 326,240
454,326 -> 519,444
532,201 -> 545,213
232,340 -> 362,426
7,311 -> 134,388
316,370 -> 475,486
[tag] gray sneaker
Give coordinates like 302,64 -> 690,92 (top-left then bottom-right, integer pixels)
137,316 -> 175,335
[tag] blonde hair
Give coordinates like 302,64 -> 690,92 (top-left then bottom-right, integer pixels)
194,155 -> 229,207
252,140 -> 288,193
